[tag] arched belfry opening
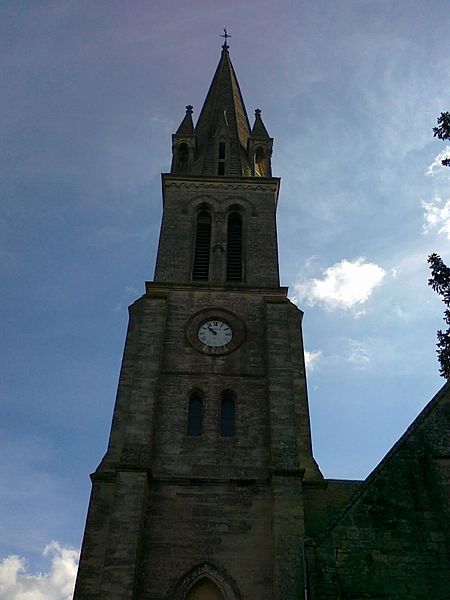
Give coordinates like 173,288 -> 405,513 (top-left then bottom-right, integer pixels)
186,578 -> 225,600
226,212 -> 243,282
254,145 -> 269,177
174,142 -> 190,174
192,211 -> 212,281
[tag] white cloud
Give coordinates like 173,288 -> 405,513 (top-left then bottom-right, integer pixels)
304,350 -> 322,373
347,339 -> 370,369
426,146 -> 450,175
0,542 -> 79,600
422,196 -> 450,238
393,305 -> 410,321
291,258 -> 386,312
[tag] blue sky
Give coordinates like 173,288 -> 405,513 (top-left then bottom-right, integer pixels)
2,1 -> 450,597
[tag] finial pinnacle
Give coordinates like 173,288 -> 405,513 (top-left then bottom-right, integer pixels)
186,105 -> 193,115
255,108 -> 261,118
221,28 -> 231,49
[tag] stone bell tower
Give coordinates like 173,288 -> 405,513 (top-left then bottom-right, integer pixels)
74,40 -> 323,600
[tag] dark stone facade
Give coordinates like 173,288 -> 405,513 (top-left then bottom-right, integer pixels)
73,45 -> 450,599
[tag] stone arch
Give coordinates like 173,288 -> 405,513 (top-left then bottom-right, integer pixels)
170,562 -> 241,600
191,196 -> 220,213
222,196 -> 257,217
186,578 -> 223,599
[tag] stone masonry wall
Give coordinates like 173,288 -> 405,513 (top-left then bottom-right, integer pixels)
154,177 -> 280,288
138,480 -> 274,600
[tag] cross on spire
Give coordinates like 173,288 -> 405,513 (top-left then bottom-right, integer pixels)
221,28 -> 231,49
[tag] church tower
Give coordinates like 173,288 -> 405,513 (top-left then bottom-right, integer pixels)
74,40 -> 323,600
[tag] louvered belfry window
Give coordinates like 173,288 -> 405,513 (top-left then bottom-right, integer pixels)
226,212 -> 243,282
192,211 -> 212,281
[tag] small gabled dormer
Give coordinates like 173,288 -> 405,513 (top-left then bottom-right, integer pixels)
171,105 -> 196,174
214,110 -> 231,176
248,109 -> 273,177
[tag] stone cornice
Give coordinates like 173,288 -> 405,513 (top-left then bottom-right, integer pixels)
145,281 -> 289,296
161,173 -> 280,198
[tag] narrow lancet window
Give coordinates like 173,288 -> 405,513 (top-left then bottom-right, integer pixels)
226,212 -> 242,282
254,146 -> 268,177
187,394 -> 203,436
192,211 -> 212,281
220,392 -> 235,437
175,142 -> 189,174
218,142 -> 226,175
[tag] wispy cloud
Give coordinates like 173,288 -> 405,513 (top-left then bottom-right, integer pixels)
422,196 -> 450,238
426,146 -> 450,176
304,350 -> 322,373
347,339 -> 370,369
0,542 -> 78,600
393,305 -> 410,321
291,258 -> 386,313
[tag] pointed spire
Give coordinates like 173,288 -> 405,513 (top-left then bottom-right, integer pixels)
248,108 -> 273,177
171,105 -> 196,174
193,44 -> 251,176
175,105 -> 195,135
251,108 -> 270,138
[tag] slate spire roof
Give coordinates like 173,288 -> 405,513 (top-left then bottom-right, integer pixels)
193,43 -> 252,175
251,108 -> 271,138
171,43 -> 273,177
175,105 -> 195,135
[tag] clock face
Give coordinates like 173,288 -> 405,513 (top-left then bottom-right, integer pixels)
197,320 -> 233,347
187,309 -> 244,356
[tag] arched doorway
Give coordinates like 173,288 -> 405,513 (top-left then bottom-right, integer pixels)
170,563 -> 240,600
186,577 -> 224,600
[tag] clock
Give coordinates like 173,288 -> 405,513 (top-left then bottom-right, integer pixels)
186,309 -> 245,355
197,319 -> 233,347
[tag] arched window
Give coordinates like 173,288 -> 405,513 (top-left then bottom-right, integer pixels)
192,211 -> 212,281
187,393 -> 203,437
226,212 -> 242,282
254,146 -> 268,176
220,391 -> 235,437
175,142 -> 189,173
186,578 -> 224,600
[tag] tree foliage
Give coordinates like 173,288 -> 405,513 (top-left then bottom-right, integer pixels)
428,253 -> 450,379
433,112 -> 450,167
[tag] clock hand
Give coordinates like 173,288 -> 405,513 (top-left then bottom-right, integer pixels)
207,326 -> 217,335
